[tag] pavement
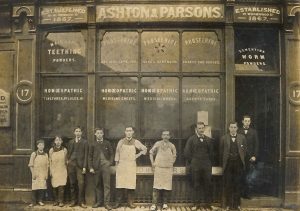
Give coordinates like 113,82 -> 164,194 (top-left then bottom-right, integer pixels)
0,203 -> 296,211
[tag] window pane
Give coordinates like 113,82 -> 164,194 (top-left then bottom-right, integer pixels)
235,29 -> 279,72
100,32 -> 138,72
182,31 -> 221,72
140,77 -> 179,138
40,77 -> 87,137
41,32 -> 86,72
97,77 -> 138,139
182,77 -> 221,139
141,31 -> 179,72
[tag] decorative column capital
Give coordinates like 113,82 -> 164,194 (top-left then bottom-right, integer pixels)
12,5 -> 36,34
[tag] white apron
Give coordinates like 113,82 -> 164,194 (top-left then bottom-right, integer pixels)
153,145 -> 174,190
50,149 -> 67,188
32,154 -> 48,190
116,144 -> 136,189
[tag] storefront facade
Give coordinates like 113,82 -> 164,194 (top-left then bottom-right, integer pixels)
0,0 -> 299,208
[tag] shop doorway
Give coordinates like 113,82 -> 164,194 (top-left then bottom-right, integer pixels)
235,77 -> 281,197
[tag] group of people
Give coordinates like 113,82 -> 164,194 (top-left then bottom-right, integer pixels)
28,115 -> 258,211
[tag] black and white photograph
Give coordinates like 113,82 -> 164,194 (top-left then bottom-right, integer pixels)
0,0 -> 299,210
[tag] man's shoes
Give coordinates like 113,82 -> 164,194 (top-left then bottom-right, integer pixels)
242,195 -> 251,199
58,202 -> 64,207
80,203 -> 87,208
204,205 -> 212,210
150,204 -> 157,211
191,204 -> 199,211
28,203 -> 35,207
38,202 -> 45,206
162,204 -> 168,210
69,202 -> 77,207
128,202 -> 137,209
112,202 -> 121,209
92,203 -> 101,208
104,204 -> 112,210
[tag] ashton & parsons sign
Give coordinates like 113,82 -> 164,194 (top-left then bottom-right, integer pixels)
96,4 -> 224,22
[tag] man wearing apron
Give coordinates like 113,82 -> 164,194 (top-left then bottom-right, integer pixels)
149,130 -> 177,211
113,126 -> 147,209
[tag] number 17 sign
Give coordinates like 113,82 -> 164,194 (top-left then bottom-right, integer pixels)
15,80 -> 33,104
289,82 -> 300,106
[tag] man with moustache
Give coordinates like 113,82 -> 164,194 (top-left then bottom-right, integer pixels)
184,122 -> 214,210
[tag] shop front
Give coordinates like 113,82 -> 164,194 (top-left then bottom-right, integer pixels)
0,0 -> 299,208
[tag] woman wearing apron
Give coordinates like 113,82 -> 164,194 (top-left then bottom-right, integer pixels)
28,140 -> 49,207
49,136 -> 67,207
150,130 -> 177,211
113,126 -> 147,209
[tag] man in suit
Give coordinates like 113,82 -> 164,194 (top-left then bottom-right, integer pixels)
238,115 -> 259,199
220,122 -> 247,211
184,122 -> 214,210
67,126 -> 88,208
89,128 -> 114,210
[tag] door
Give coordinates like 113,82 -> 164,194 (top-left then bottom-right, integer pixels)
235,77 -> 281,197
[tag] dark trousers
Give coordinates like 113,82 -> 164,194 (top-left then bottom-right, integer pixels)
115,188 -> 135,203
152,189 -> 170,205
68,163 -> 85,204
241,157 -> 254,197
94,163 -> 111,205
53,186 -> 65,203
31,189 -> 45,204
191,165 -> 212,205
224,158 -> 244,209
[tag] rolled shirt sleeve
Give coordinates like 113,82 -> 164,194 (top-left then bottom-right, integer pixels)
135,140 -> 147,155
114,139 -> 123,162
149,142 -> 159,156
28,152 -> 36,167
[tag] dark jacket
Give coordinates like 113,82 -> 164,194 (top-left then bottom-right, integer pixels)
238,127 -> 259,158
219,134 -> 247,170
88,139 -> 114,170
184,134 -> 214,168
67,138 -> 88,169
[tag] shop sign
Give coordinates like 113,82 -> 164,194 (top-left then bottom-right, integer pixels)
289,82 -> 300,106
0,89 -> 10,127
15,80 -> 33,104
40,6 -> 87,24
96,4 -> 224,22
234,5 -> 281,23
235,48 -> 267,71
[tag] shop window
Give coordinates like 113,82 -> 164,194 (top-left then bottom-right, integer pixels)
140,77 -> 179,138
41,31 -> 86,72
97,77 -> 138,139
235,28 -> 279,73
182,77 -> 221,139
182,31 -> 221,72
99,31 -> 138,72
141,31 -> 179,72
40,77 -> 87,137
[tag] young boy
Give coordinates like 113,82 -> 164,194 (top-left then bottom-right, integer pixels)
150,130 -> 176,211
89,128 -> 114,210
28,139 -> 49,207
67,126 -> 88,208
